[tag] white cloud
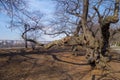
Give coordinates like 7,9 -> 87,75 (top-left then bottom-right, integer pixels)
27,0 -> 55,14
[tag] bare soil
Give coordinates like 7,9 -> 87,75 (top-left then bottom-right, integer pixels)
0,46 -> 120,80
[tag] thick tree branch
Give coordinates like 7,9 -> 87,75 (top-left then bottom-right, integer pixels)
93,6 -> 103,23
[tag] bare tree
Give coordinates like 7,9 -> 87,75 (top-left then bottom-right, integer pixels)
46,0 -> 120,68
0,0 -> 45,48
15,11 -> 44,48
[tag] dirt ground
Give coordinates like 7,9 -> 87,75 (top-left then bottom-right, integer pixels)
0,46 -> 120,80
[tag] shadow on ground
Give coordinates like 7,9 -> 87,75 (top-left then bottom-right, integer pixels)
0,47 -> 120,80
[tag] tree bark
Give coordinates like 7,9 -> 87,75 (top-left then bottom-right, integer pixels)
73,21 -> 81,37
81,0 -> 119,68
81,0 -> 99,67
100,0 -> 119,56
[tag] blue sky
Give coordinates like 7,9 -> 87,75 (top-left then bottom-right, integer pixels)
0,13 -> 20,40
0,0 -> 60,41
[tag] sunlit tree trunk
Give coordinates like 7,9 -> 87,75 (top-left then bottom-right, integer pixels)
100,0 -> 119,56
81,0 -> 119,68
81,0 -> 98,67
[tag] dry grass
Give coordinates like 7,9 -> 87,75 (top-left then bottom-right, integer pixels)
0,47 -> 120,80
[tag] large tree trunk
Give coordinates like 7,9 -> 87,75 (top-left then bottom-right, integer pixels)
100,0 -> 119,56
81,0 -> 119,68
81,0 -> 99,67
44,0 -> 119,69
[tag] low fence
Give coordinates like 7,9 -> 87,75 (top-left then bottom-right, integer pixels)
1,40 -> 119,49
0,40 -> 51,49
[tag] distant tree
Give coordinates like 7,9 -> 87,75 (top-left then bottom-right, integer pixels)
15,11 -> 44,48
0,0 -> 44,48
